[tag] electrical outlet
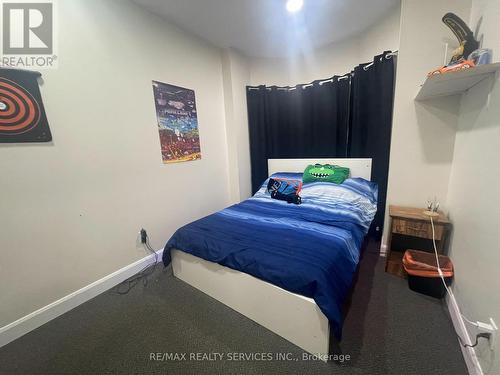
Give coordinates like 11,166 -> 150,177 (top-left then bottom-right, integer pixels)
477,318 -> 497,350
140,228 -> 147,244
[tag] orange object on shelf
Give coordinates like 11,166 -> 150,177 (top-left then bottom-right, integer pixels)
427,59 -> 476,77
402,249 -> 453,278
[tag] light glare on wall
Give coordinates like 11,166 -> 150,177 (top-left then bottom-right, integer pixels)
286,0 -> 303,13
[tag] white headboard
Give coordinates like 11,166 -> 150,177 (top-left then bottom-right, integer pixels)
268,158 -> 372,180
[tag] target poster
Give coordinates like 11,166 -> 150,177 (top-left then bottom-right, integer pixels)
152,81 -> 201,164
0,69 -> 52,143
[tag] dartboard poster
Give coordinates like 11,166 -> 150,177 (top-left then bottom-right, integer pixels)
0,69 -> 52,143
152,81 -> 201,164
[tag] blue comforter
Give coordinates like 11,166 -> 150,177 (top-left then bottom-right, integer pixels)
163,173 -> 377,340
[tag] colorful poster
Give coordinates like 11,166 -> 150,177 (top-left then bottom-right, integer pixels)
152,81 -> 201,163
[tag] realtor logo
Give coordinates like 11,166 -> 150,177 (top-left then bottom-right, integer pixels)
1,0 -> 57,69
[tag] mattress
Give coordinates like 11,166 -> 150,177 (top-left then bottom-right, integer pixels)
163,173 -> 377,340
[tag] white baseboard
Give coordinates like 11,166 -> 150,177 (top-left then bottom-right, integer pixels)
446,289 -> 483,375
0,248 -> 164,348
379,243 -> 387,256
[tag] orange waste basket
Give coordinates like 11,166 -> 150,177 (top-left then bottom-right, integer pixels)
402,249 -> 453,299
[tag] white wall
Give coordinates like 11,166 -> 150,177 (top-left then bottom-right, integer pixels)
358,3 -> 401,64
249,4 -> 401,86
221,49 -> 252,202
249,38 -> 358,87
383,0 -> 470,245
0,0 -> 230,327
446,0 -> 500,373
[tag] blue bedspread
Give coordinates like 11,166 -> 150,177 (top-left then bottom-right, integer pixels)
163,173 -> 377,340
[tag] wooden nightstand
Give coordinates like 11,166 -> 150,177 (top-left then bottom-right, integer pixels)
385,205 -> 451,277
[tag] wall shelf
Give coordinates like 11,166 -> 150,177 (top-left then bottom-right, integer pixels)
415,62 -> 500,101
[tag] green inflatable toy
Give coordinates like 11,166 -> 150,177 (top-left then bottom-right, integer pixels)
302,164 -> 350,184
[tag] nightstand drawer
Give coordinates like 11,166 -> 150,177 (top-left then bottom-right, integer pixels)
392,219 -> 443,240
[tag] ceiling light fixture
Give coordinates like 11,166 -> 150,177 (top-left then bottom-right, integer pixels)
286,0 -> 303,13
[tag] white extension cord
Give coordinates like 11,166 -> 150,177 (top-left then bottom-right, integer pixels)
429,217 -> 472,323
429,216 -> 453,294
429,217 -> 485,341
428,212 -> 497,351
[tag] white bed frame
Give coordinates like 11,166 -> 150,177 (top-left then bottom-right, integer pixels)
172,158 -> 372,359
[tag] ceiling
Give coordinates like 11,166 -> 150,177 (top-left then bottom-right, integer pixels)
133,0 -> 400,58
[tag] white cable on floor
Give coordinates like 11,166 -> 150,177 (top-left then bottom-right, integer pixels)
429,216 -> 478,328
430,216 -> 449,288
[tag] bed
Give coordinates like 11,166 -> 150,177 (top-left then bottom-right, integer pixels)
163,158 -> 376,359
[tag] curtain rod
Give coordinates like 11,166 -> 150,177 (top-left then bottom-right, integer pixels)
319,74 -> 350,85
363,50 -> 398,71
247,74 -> 351,91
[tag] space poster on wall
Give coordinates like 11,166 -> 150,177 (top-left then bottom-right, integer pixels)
152,81 -> 201,164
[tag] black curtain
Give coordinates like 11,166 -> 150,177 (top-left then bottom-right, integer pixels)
246,51 -> 395,238
247,77 -> 350,193
348,51 -> 395,239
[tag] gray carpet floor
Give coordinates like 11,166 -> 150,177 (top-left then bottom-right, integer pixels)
0,247 -> 467,375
